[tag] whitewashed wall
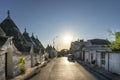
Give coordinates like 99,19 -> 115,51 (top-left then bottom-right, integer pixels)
13,54 -> 20,76
13,54 -> 32,76
96,52 -> 101,67
74,52 -> 80,59
84,49 -> 120,75
94,52 -> 108,70
96,52 -> 120,75
84,51 -> 90,63
109,52 -> 120,75
91,51 -> 96,61
36,54 -> 40,63
24,55 -> 31,68
105,53 -> 109,70
0,53 -> 5,80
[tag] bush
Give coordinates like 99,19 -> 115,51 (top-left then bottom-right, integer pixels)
109,41 -> 120,51
19,57 -> 25,64
19,63 -> 25,73
19,57 -> 26,73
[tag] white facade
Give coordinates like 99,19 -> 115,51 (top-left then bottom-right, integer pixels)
0,52 -> 5,80
96,52 -> 120,75
74,52 -> 80,59
84,50 -> 120,75
24,55 -> 31,68
0,37 -> 15,79
0,37 -> 33,79
70,40 -> 85,59
109,52 -> 120,75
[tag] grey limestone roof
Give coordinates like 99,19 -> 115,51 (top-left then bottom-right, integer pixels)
0,11 -> 29,52
0,27 -> 6,36
23,28 -> 35,46
89,39 -> 110,45
31,33 -> 44,49
0,36 -> 8,48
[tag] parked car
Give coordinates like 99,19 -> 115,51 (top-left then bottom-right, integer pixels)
67,54 -> 74,60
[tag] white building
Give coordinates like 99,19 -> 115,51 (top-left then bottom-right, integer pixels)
0,36 -> 21,80
70,40 -> 85,59
83,39 -> 120,75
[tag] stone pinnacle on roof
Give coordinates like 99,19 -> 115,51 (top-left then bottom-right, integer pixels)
31,32 -> 35,38
36,35 -> 38,39
7,10 -> 11,19
32,32 -> 33,36
24,28 -> 27,33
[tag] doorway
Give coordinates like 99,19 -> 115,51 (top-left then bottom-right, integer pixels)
5,52 -> 8,79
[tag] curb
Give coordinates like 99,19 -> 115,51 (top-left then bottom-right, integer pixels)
11,61 -> 48,80
77,60 -> 112,80
25,61 -> 48,80
85,64 -> 112,80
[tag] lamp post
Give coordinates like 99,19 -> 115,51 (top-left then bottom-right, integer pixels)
53,36 -> 58,48
53,36 -> 58,58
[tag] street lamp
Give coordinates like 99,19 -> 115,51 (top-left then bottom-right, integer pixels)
53,36 -> 58,58
53,36 -> 58,49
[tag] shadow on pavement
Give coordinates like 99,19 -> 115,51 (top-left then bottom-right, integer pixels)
76,60 -> 120,80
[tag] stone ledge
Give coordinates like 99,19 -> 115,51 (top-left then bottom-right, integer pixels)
11,61 -> 47,80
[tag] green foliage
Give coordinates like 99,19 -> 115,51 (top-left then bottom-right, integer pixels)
19,63 -> 25,73
19,57 -> 26,73
109,41 -> 120,50
108,31 -> 120,50
19,57 -> 25,64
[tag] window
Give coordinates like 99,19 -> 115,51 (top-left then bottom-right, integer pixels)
101,52 -> 105,65
101,52 -> 105,59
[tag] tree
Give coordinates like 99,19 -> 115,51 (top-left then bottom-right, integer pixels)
107,29 -> 120,51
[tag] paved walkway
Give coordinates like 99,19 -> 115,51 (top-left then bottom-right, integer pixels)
77,60 -> 120,80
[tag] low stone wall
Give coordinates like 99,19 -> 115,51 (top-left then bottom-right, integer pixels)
24,55 -> 31,68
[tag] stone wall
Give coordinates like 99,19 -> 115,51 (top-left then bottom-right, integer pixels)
13,54 -> 20,76
0,53 -> 5,80
24,55 -> 31,68
109,52 -> 120,75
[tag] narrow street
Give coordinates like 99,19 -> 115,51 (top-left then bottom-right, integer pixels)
30,57 -> 108,80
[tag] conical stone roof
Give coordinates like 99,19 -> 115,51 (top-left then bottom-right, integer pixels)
0,27 -> 6,36
23,28 -> 35,46
31,33 -> 44,49
0,11 -> 28,52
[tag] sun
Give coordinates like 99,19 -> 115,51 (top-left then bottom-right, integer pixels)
63,35 -> 72,44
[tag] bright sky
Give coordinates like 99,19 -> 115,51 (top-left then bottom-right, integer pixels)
0,0 -> 120,49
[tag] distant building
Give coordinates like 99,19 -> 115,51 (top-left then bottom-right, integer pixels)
31,33 -> 44,53
70,40 -> 85,59
46,45 -> 57,58
83,39 -> 110,63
